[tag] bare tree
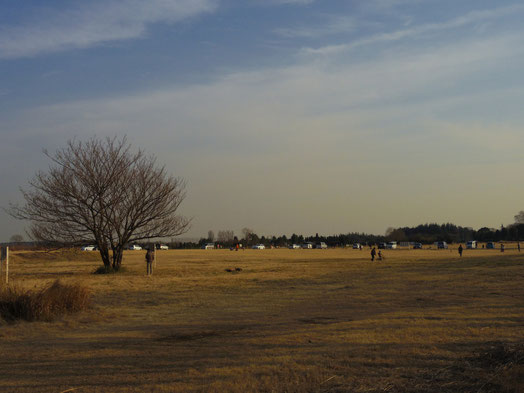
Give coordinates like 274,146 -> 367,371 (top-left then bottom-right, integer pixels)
10,234 -> 24,243
241,227 -> 256,246
515,211 -> 524,224
207,230 -> 215,242
8,136 -> 190,271
217,230 -> 234,244
385,228 -> 406,242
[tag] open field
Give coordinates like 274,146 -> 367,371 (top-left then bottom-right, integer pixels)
0,247 -> 523,393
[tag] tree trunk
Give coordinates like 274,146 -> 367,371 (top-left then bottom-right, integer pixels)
98,247 -> 111,269
112,248 -> 123,271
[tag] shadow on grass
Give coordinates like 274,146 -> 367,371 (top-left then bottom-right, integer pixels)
93,266 -> 129,275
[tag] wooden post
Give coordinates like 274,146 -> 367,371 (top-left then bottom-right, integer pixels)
5,246 -> 8,285
1,246 -> 8,285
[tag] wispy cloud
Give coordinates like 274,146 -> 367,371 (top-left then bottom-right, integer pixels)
16,33 -> 523,153
264,0 -> 315,4
302,4 -> 524,56
274,15 -> 357,38
250,0 -> 314,7
0,0 -> 217,59
362,0 -> 425,11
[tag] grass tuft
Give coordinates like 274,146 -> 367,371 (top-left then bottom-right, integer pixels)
0,280 -> 91,322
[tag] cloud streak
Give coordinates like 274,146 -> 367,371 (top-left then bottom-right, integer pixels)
0,0 -> 217,59
263,0 -> 315,4
302,4 -> 524,56
274,15 -> 357,38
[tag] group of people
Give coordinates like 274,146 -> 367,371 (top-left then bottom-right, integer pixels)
370,247 -> 384,261
455,242 -> 518,257
371,242 -> 522,261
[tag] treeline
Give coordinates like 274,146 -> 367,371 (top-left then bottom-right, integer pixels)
169,222 -> 524,249
387,223 -> 524,244
190,232 -> 386,249
172,231 -> 386,249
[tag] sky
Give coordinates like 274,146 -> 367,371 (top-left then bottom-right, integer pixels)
1,0 -> 524,242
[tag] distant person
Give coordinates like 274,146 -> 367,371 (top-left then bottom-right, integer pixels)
378,250 -> 383,261
458,244 -> 463,257
371,247 -> 376,262
518,243 -> 521,252
501,243 -> 505,253
145,248 -> 154,275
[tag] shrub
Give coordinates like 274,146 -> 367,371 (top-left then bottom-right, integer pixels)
0,280 -> 91,322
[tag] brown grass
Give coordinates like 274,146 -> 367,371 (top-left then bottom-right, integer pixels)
0,280 -> 91,322
0,247 -> 522,392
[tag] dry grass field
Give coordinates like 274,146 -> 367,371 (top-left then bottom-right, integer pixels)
0,246 -> 523,393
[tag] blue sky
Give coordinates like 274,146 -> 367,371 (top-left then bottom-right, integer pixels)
1,0 -> 524,241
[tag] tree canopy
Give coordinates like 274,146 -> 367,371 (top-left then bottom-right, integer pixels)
9,136 -> 190,271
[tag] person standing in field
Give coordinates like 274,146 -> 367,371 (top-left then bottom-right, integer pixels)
501,243 -> 505,253
518,243 -> 521,252
371,247 -> 376,261
458,244 -> 463,257
145,248 -> 154,275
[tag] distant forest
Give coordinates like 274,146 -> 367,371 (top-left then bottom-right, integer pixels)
174,221 -> 524,249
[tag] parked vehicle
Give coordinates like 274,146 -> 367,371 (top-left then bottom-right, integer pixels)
252,244 -> 265,249
378,242 -> 387,249
386,241 -> 397,249
128,244 -> 142,250
316,242 -> 328,249
302,242 -> 314,249
466,240 -> 477,249
437,241 -> 448,249
486,242 -> 495,249
157,244 -> 169,250
352,243 -> 360,249
289,244 -> 301,249
202,243 -> 214,250
412,243 -> 422,249
81,245 -> 95,251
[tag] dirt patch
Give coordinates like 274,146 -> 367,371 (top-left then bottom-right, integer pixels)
298,317 -> 339,325
157,330 -> 220,342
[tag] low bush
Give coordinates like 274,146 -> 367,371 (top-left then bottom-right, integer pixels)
0,280 -> 91,322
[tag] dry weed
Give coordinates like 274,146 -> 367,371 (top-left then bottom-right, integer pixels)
0,280 -> 91,322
